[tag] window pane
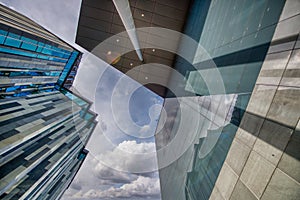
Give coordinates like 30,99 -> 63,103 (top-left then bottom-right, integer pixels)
4,38 -> 21,48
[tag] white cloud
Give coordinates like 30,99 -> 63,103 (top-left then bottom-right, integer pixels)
80,176 -> 160,199
64,140 -> 161,200
94,163 -> 136,184
117,140 -> 156,154
93,140 -> 158,173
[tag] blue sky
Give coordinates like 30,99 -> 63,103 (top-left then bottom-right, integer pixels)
0,0 -> 163,199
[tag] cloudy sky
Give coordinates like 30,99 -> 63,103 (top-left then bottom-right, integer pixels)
0,0 -> 163,199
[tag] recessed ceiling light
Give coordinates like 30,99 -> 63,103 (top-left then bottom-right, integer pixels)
130,63 -> 133,66
107,51 -> 112,55
145,76 -> 148,80
141,13 -> 145,17
116,39 -> 120,42
152,49 -> 155,52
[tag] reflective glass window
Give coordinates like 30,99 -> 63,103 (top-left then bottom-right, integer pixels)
8,32 -> 20,39
0,30 -> 7,36
21,36 -> 37,44
36,46 -> 43,52
4,37 -> 21,48
21,42 -> 37,51
0,35 -> 5,44
6,85 -> 20,92
42,47 -> 51,55
37,54 -> 49,60
0,30 -> 7,44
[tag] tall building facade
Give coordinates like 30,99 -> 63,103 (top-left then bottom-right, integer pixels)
76,0 -> 299,200
0,4 -> 79,98
0,4 -> 97,200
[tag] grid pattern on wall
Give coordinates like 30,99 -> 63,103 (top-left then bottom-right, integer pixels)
155,0 -> 288,200
210,1 -> 300,199
0,91 -> 97,199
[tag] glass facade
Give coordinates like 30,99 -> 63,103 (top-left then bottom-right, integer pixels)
0,4 -> 97,200
0,20 -> 80,98
155,0 -> 286,200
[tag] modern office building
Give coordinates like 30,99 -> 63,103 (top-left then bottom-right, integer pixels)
76,0 -> 299,200
0,4 -> 97,200
0,4 -> 80,98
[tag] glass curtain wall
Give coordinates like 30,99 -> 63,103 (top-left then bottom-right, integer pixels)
156,0 -> 286,199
